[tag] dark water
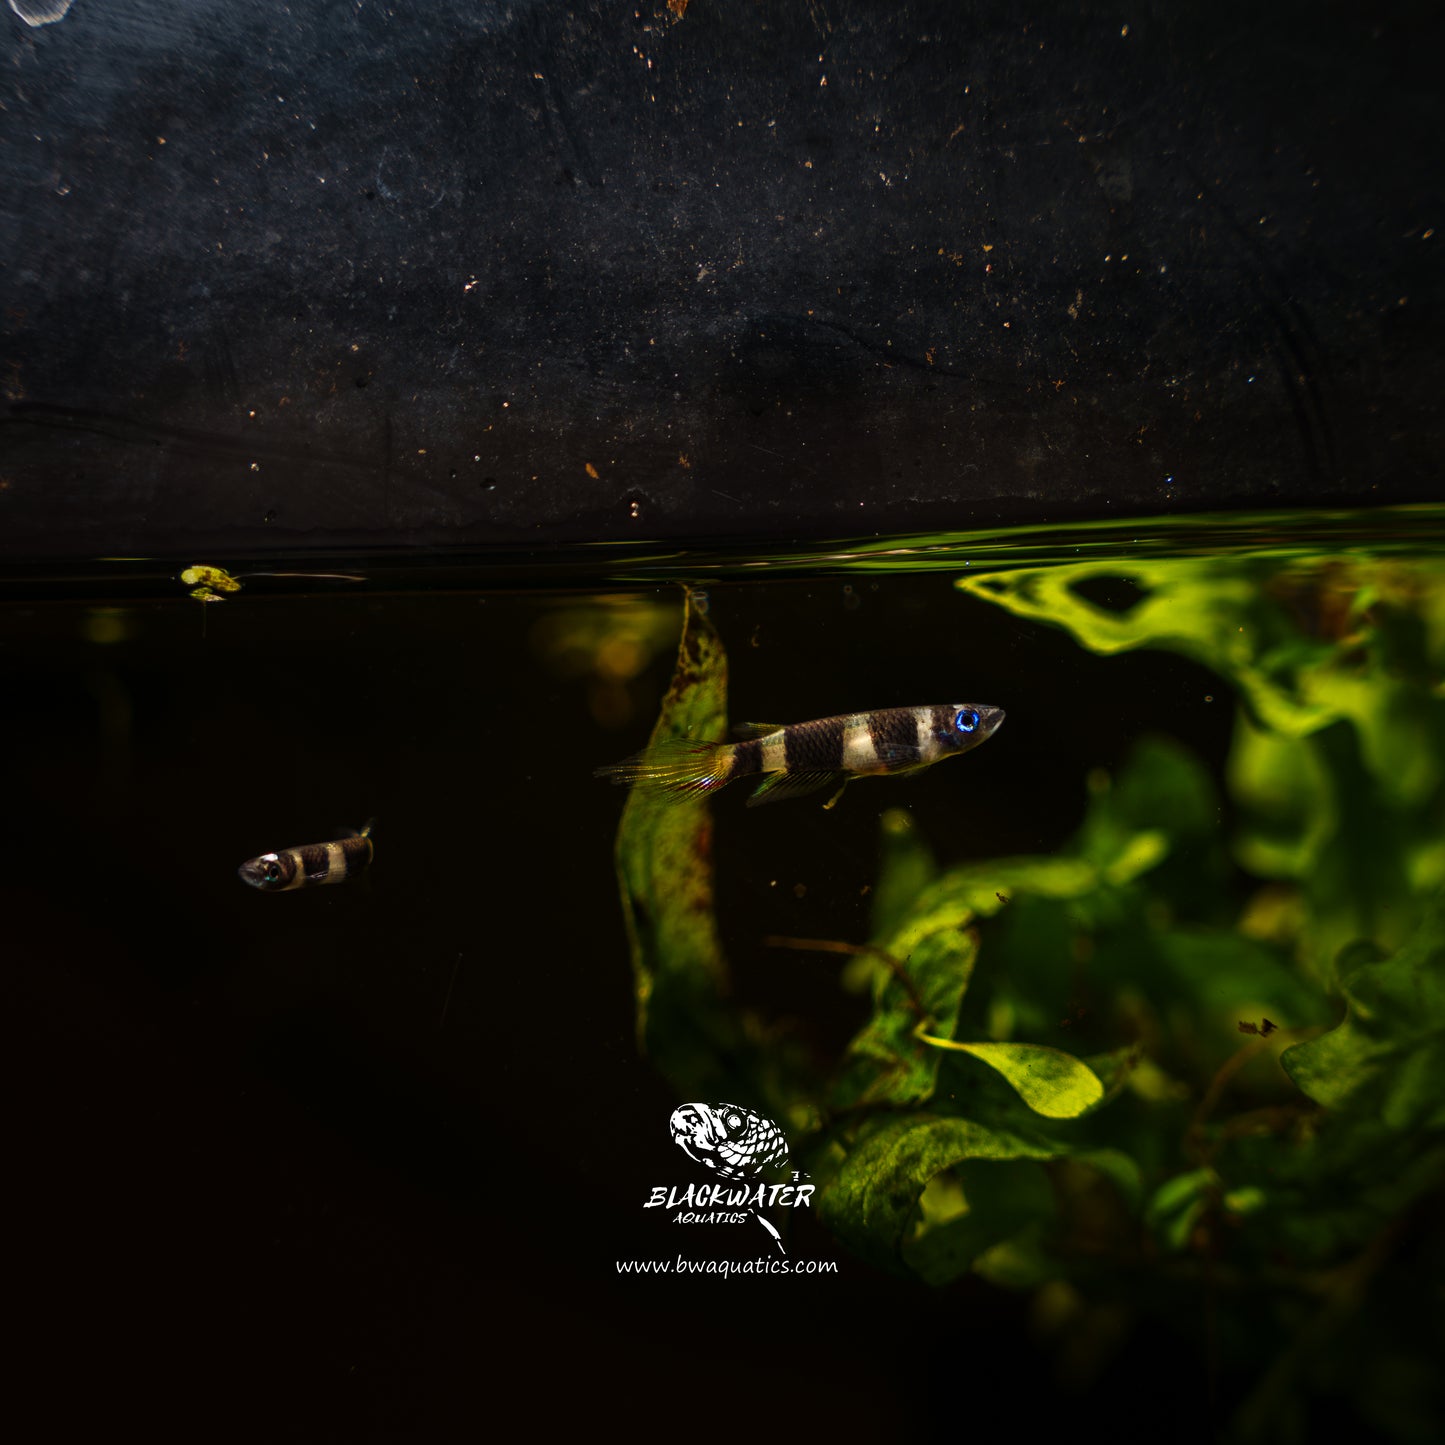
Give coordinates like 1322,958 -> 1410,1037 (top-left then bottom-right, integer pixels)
7,507 -> 1443,1440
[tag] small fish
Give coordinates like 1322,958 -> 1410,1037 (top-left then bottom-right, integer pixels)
596,703 -> 1004,808
238,821 -> 374,892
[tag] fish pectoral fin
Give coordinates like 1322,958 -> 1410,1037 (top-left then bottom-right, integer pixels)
746,770 -> 847,807
731,721 -> 785,740
888,759 -> 939,779
873,744 -> 926,768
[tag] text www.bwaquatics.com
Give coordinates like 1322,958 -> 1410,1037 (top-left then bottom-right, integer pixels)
617,1256 -> 839,1276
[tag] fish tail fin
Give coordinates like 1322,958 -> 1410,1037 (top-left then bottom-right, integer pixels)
594,739 -> 734,799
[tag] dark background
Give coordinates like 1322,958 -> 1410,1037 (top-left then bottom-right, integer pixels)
9,578 -> 1250,1438
4,0 -> 1439,1437
2,0 -> 1441,561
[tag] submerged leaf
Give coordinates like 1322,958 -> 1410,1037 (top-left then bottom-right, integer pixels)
958,557 -> 1340,735
610,590 -> 738,1098
817,1114 -> 1058,1275
1146,1167 -> 1219,1252
870,808 -> 940,942
917,1037 -> 1106,1119
903,1160 -> 1056,1286
832,923 -> 977,1110
1281,901 -> 1445,1130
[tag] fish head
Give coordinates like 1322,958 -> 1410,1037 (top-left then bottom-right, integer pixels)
942,703 -> 1005,754
669,1102 -> 790,1179
238,852 -> 287,890
669,1103 -> 735,1167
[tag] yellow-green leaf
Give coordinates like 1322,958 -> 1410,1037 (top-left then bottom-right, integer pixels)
917,1036 -> 1106,1118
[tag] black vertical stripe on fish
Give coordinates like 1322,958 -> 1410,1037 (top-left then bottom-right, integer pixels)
929,704 -> 957,741
868,708 -> 921,771
730,737 -> 764,778
784,716 -> 846,773
596,703 -> 1004,807
238,822 -> 375,892
340,833 -> 373,879
298,843 -> 332,882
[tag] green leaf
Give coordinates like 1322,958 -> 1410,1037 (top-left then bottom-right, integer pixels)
888,855 -> 1099,961
1071,1148 -> 1144,1212
903,1160 -> 1056,1286
831,923 -> 977,1110
1145,1167 -> 1218,1252
917,1038 -> 1106,1119
1281,900 -> 1445,1130
817,1114 -> 1058,1276
957,557 -> 1342,735
610,590 -> 739,1099
1152,928 -> 1325,1036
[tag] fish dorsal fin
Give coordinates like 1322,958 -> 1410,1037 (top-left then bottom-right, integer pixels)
746,770 -> 846,807
732,721 -> 785,740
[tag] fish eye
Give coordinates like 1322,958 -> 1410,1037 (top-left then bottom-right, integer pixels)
263,861 -> 281,882
955,708 -> 980,734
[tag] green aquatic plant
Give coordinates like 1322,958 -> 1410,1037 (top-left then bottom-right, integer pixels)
610,561 -> 1444,1442
959,554 -> 1445,974
609,589 -> 807,1116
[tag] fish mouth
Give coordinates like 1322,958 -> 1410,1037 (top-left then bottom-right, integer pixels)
962,705 -> 1005,747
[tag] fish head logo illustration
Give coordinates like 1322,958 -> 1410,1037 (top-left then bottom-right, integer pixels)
669,1102 -> 789,1180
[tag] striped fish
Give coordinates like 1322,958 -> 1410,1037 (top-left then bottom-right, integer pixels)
595,704 -> 1004,808
238,821 -> 374,891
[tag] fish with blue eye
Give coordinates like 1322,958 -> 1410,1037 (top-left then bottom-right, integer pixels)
596,703 -> 1004,808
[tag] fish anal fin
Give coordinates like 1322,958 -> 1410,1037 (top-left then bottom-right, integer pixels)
731,721 -> 784,740
746,770 -> 846,807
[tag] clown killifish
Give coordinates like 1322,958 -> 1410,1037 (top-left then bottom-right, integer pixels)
595,704 -> 1004,808
238,821 -> 374,891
